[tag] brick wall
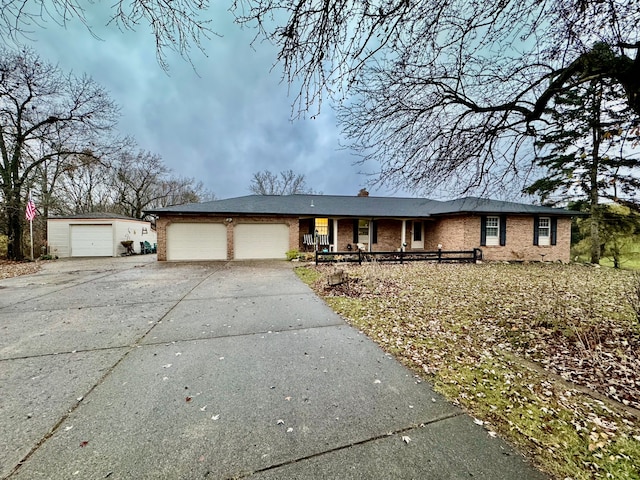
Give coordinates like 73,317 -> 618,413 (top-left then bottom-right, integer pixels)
374,219 -> 403,251
156,215 -> 299,261
428,215 -> 571,262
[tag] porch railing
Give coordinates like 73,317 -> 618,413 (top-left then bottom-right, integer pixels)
315,248 -> 482,265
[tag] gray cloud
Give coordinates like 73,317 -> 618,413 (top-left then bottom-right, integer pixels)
25,5 -> 394,199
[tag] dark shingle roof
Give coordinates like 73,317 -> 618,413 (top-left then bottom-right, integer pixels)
145,194 -> 581,218
429,197 -> 580,216
48,212 -> 145,221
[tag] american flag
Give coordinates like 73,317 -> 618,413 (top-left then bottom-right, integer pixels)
25,198 -> 37,221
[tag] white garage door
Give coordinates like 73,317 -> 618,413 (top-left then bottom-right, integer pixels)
234,224 -> 289,259
71,224 -> 113,257
166,223 -> 227,260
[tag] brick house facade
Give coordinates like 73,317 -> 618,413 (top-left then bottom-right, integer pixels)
147,195 -> 580,262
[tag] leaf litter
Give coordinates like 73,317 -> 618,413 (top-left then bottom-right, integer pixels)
300,262 -> 640,480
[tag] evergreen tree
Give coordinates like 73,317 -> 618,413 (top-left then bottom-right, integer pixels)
525,79 -> 640,263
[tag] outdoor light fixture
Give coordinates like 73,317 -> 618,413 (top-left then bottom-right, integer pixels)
142,227 -> 148,235
225,218 -> 233,223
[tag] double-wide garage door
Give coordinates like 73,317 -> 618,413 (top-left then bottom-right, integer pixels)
166,222 -> 289,260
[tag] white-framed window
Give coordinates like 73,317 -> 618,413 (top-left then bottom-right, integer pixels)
486,216 -> 499,246
538,217 -> 550,246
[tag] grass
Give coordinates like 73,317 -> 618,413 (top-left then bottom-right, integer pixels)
296,262 -> 640,480
573,242 -> 640,270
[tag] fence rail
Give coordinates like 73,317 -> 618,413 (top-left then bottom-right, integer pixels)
315,248 -> 482,265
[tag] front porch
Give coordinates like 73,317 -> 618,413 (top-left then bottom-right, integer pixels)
298,217 -> 446,253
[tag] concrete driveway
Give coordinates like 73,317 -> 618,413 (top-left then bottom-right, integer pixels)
0,257 -> 547,479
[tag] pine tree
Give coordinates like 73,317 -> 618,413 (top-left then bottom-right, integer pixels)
525,79 -> 640,264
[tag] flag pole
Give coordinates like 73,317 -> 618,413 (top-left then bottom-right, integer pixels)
26,192 -> 36,260
30,215 -> 34,261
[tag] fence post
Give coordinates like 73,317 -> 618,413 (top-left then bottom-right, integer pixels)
400,250 -> 404,265
358,250 -> 362,265
437,247 -> 442,263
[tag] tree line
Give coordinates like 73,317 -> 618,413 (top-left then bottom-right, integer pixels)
0,47 -> 212,260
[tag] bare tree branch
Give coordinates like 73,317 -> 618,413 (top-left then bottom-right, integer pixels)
249,169 -> 313,194
0,0 -> 215,71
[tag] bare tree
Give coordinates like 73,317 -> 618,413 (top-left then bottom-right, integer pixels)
0,0 -> 213,71
51,152 -> 115,214
0,47 -> 119,259
110,149 -> 211,219
249,169 -> 313,195
232,1 -> 640,195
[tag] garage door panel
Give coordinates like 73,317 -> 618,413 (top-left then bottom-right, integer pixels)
71,225 -> 113,257
167,223 -> 227,260
234,224 -> 289,259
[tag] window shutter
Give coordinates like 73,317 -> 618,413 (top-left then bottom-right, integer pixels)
551,217 -> 557,246
353,219 -> 359,243
372,220 -> 378,244
499,215 -> 507,246
480,216 -> 487,246
533,216 -> 539,246
329,219 -> 334,245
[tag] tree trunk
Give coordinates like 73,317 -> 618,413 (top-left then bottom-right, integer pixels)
5,188 -> 24,260
589,82 -> 602,265
589,200 -> 600,264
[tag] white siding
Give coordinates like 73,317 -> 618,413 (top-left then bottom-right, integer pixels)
167,223 -> 227,260
114,220 -> 158,255
47,221 -> 70,258
234,224 -> 289,259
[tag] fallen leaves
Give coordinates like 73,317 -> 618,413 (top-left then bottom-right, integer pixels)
302,262 -> 640,480
0,260 -> 41,279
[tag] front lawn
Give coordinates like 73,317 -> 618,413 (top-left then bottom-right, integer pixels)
296,262 -> 640,480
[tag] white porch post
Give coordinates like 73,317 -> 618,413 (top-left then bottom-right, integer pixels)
332,218 -> 338,251
401,220 -> 407,251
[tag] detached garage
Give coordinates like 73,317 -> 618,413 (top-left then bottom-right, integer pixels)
47,214 -> 157,258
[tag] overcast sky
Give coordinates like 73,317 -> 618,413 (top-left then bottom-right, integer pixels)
22,4 -> 409,200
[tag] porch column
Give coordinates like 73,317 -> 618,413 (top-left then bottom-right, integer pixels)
401,220 -> 406,251
332,218 -> 338,251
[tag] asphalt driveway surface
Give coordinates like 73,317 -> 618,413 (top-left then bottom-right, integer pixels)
0,257 -> 547,479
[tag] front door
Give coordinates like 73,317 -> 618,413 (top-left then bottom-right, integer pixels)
358,219 -> 370,247
411,221 -> 424,249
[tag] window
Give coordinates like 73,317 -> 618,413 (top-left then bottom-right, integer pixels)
538,217 -> 550,246
485,216 -> 499,246
315,218 -> 329,236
